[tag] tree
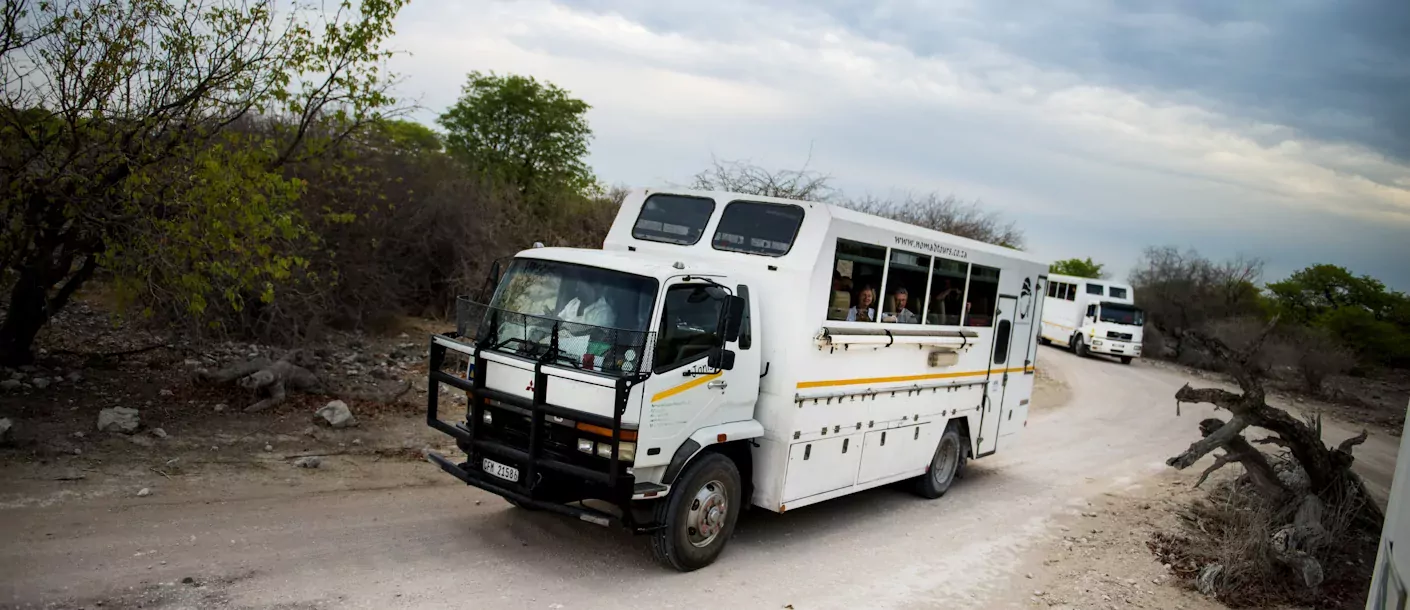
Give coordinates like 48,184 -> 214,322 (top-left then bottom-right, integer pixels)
1049,257 -> 1106,279
1128,247 -> 1265,359
0,0 -> 407,365
1267,264 -> 1410,365
690,156 -> 837,202
846,194 -> 1025,249
437,72 -> 594,197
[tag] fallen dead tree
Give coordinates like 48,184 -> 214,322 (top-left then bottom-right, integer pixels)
1162,318 -> 1383,602
197,349 -> 410,412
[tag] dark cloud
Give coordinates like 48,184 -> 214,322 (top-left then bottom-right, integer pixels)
561,0 -> 1410,161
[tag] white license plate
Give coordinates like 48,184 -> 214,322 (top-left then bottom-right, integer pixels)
481,458 -> 519,482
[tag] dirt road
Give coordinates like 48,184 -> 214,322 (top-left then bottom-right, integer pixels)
1,347 -> 1397,609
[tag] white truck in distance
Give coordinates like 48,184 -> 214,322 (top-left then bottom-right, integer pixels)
1039,273 -> 1145,364
423,188 -> 1049,571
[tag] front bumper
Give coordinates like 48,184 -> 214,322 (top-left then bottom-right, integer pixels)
424,334 -> 661,532
1088,338 -> 1141,357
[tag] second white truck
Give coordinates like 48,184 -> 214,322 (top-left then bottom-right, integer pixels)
1039,273 -> 1144,364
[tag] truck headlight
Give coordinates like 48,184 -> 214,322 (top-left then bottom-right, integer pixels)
482,410 -> 493,425
619,442 -> 636,462
577,438 -> 594,454
596,443 -> 613,459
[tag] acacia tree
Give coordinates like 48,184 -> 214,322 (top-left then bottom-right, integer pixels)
0,0 -> 407,365
1049,257 -> 1106,279
688,158 -> 1024,249
437,72 -> 595,197
1128,246 -> 1265,358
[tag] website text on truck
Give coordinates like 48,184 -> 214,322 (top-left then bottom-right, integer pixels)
423,188 -> 1050,570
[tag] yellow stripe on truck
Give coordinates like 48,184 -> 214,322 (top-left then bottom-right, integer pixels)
796,366 -> 1033,389
652,372 -> 723,402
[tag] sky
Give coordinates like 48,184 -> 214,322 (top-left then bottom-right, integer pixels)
384,0 -> 1410,289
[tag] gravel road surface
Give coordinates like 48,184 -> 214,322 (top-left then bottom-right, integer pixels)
1,346 -> 1395,609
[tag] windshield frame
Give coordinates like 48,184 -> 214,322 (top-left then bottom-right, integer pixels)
1097,303 -> 1145,327
475,258 -> 661,376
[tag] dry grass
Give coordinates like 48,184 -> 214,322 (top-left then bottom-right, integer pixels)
1149,477 -> 1379,609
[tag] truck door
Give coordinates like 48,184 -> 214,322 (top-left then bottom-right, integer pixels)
977,295 -> 1019,456
632,278 -> 743,471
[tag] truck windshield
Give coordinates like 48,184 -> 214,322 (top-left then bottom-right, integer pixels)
1099,304 -> 1144,326
479,259 -> 658,374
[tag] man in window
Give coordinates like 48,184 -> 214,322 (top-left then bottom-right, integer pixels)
883,287 -> 919,324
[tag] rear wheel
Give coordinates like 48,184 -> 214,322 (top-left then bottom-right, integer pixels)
914,425 -> 965,499
1038,336 -> 1050,346
650,453 -> 742,572
1120,356 -> 1133,365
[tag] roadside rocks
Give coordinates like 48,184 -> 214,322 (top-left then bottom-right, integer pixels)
315,400 -> 356,429
97,407 -> 141,433
0,379 -> 18,391
293,456 -> 322,469
0,418 -> 12,444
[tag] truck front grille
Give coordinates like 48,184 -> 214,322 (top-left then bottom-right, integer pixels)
1107,331 -> 1133,341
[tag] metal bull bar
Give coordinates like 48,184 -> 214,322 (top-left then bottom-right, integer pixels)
423,326 -> 652,530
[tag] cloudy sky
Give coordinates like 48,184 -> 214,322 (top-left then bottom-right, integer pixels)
385,0 -> 1410,288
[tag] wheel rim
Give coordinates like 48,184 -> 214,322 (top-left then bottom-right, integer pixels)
686,479 -> 729,548
932,436 -> 959,486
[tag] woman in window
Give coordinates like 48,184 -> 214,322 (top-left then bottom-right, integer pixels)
847,286 -> 877,322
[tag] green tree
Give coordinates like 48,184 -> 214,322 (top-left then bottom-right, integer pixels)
437,72 -> 595,197
1267,264 -> 1410,365
0,0 -> 407,365
1049,257 -> 1106,279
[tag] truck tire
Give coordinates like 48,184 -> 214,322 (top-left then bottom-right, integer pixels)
1074,336 -> 1089,358
1120,356 -> 1133,365
650,452 -> 742,572
914,424 -> 965,499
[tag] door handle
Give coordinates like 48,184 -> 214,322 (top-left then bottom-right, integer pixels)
707,380 -> 728,390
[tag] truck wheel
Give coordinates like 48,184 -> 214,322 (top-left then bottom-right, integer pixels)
914,425 -> 965,499
1074,337 -> 1089,358
1120,356 -> 1133,365
650,453 -> 741,572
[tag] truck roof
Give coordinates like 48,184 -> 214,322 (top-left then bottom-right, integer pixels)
514,246 -> 718,280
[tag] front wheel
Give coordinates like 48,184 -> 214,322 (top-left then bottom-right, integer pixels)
650,453 -> 742,572
1074,336 -> 1089,358
914,425 -> 965,499
1120,356 -> 1133,365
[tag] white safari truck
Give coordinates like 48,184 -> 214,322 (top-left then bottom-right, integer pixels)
424,188 -> 1049,571
1039,273 -> 1145,364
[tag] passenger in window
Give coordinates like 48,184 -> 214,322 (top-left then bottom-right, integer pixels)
927,280 -> 963,325
882,287 -> 919,324
847,285 -> 877,322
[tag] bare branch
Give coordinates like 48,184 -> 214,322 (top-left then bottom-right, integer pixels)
1254,436 -> 1291,448
1194,452 -> 1236,488
1174,384 -> 1243,410
1167,415 -> 1249,470
1337,430 -> 1369,454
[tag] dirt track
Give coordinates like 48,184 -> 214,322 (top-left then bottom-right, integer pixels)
1,346 -> 1397,609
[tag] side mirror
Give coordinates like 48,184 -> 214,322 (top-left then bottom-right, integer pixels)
722,295 -> 745,343
708,347 -> 736,371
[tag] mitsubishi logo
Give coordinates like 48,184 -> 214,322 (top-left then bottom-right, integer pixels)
525,380 -> 535,393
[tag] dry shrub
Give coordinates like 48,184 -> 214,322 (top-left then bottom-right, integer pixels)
1149,476 -> 1378,609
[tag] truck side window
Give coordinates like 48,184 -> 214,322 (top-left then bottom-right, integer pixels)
1086,284 -> 1104,296
632,194 -> 715,246
654,284 -> 726,372
993,320 -> 1011,364
737,284 -> 752,350
1047,281 -> 1058,298
1064,283 -> 1076,301
928,257 -> 969,326
712,201 -> 805,257
1109,287 -> 1128,299
827,239 -> 886,322
1086,304 -> 1096,318
963,265 -> 1001,327
882,249 -> 929,324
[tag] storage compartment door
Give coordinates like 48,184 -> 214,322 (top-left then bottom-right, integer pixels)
781,436 -> 862,503
857,423 -> 938,484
